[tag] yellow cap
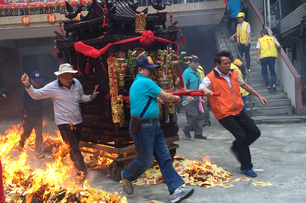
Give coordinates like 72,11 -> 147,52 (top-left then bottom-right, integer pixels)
233,59 -> 243,66
237,12 -> 245,18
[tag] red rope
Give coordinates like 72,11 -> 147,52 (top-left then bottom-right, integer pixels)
74,30 -> 185,88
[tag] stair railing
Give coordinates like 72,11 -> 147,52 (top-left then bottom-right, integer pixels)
217,18 -> 254,109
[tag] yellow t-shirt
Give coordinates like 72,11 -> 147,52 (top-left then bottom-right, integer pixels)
230,63 -> 249,97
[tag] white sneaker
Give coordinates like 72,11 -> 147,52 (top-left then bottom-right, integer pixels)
170,187 -> 194,203
121,171 -> 134,195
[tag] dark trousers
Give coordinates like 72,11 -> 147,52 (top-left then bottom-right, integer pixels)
218,111 -> 260,170
57,124 -> 87,175
20,116 -> 43,153
238,44 -> 251,70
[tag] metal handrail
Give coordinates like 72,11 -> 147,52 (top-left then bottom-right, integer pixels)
218,18 -> 254,109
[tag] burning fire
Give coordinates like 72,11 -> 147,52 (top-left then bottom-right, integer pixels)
0,123 -> 128,202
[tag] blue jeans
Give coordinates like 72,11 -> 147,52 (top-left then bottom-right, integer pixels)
123,121 -> 184,194
260,57 -> 276,86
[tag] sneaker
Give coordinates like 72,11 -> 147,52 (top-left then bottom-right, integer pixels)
183,131 -> 191,139
170,187 -> 194,203
266,85 -> 271,89
121,171 -> 134,195
229,146 -> 240,163
194,135 -> 207,140
240,169 -> 257,177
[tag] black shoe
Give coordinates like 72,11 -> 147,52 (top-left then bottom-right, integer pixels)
194,135 -> 207,140
240,169 -> 257,177
229,146 -> 240,163
183,131 -> 191,139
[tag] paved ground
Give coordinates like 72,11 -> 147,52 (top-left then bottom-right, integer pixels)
1,110 -> 306,203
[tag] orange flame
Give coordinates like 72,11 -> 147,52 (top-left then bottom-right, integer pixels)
0,123 -> 128,202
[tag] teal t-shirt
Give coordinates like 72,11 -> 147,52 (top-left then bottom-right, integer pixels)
130,74 -> 162,119
182,67 -> 201,102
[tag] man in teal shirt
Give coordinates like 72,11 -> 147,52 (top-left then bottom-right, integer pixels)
182,55 -> 206,140
121,56 -> 194,203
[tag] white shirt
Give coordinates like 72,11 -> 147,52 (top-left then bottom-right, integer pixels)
26,78 -> 92,125
256,35 -> 280,48
238,21 -> 251,34
199,68 -> 244,91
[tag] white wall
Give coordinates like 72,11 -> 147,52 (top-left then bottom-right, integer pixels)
247,0 -> 302,114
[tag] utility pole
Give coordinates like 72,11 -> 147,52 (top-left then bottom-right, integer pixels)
267,0 -> 271,27
263,0 -> 267,26
279,0 -> 282,19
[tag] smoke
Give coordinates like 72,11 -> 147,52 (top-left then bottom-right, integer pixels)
179,25 -> 219,75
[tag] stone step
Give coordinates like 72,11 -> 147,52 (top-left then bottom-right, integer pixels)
216,35 -> 256,41
247,77 -> 265,83
248,91 -> 287,99
216,39 -> 257,47
251,60 -> 262,67
246,80 -> 281,88
253,86 -> 284,94
250,50 -> 257,55
246,98 -> 291,108
250,115 -> 306,124
247,82 -> 269,88
246,105 -> 295,117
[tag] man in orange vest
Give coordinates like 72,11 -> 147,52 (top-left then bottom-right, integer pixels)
256,28 -> 282,91
230,12 -> 251,74
199,51 -> 267,177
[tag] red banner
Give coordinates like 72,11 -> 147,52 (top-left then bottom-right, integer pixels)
0,0 -> 92,9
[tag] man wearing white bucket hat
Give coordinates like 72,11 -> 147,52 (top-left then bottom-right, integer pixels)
21,63 -> 99,177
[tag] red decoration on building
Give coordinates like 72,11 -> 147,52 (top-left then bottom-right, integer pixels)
48,14 -> 56,23
21,15 -> 30,25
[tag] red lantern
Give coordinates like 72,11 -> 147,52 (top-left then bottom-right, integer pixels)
21,16 -> 30,25
48,14 -> 56,23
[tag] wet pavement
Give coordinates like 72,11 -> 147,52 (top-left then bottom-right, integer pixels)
1,110 -> 306,203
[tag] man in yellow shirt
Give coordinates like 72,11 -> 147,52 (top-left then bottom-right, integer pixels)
230,12 -> 251,74
256,28 -> 282,91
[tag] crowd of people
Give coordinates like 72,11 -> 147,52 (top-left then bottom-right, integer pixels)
0,1 -> 285,202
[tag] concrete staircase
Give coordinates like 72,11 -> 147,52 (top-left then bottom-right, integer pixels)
213,19 -> 306,123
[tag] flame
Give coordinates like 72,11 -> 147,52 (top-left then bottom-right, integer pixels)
0,123 -> 128,202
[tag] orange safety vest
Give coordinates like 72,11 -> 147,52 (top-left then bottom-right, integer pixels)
236,22 -> 251,44
258,35 -> 278,59
207,68 -> 244,120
